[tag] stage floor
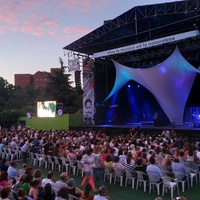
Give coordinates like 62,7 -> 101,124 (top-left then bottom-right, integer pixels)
70,122 -> 200,137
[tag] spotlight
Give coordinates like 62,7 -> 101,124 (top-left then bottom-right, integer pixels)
128,85 -> 131,88
137,85 -> 140,88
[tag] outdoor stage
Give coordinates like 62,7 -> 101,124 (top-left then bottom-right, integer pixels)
70,121 -> 200,138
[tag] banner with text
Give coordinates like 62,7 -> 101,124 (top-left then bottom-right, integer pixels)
93,30 -> 200,58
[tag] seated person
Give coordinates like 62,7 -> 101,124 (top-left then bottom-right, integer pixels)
94,186 -> 112,200
171,158 -> 188,180
146,156 -> 162,182
66,178 -> 82,198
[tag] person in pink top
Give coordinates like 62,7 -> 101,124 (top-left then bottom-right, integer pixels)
0,172 -> 12,187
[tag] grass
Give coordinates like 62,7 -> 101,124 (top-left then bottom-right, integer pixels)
16,160 -> 200,200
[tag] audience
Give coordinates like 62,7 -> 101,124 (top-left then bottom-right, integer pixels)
0,126 -> 200,200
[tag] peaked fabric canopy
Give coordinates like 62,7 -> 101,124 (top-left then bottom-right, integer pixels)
105,47 -> 200,125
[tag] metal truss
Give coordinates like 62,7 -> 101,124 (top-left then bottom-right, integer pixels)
63,0 -> 200,55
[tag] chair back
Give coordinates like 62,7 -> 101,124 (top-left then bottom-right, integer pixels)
173,172 -> 186,181
104,165 -> 113,173
135,170 -> 147,181
161,175 -> 176,186
125,169 -> 134,178
148,173 -> 161,183
114,167 -> 124,176
68,194 -> 81,200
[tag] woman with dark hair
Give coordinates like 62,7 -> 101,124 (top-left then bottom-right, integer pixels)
0,186 -> 11,200
80,183 -> 94,200
104,155 -> 113,168
28,179 -> 40,200
19,174 -> 33,195
40,183 -> 55,200
0,171 -> 12,187
55,187 -> 68,200
17,188 -> 28,200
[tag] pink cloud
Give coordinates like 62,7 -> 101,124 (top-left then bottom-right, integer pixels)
61,26 -> 93,39
59,0 -> 110,12
21,18 -> 59,36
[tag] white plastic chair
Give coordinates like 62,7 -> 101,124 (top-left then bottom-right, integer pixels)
147,173 -> 162,195
76,160 -> 84,177
174,172 -> 190,192
47,155 -> 55,170
161,175 -> 179,198
125,169 -> 136,189
68,194 -> 82,200
135,170 -> 148,192
104,166 -> 114,184
69,159 -> 77,175
61,157 -> 69,174
185,166 -> 198,187
54,156 -> 62,172
113,167 -> 125,186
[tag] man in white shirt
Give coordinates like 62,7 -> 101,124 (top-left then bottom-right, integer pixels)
41,171 -> 56,188
94,186 -> 112,200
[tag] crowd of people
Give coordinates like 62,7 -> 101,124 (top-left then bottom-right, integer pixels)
0,125 -> 199,199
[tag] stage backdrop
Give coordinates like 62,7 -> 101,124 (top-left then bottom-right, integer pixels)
104,47 -> 200,125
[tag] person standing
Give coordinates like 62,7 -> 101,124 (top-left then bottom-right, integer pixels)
81,148 -> 97,192
21,139 -> 32,163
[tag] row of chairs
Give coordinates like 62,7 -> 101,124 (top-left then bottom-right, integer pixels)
103,165 -> 200,199
29,152 -> 84,177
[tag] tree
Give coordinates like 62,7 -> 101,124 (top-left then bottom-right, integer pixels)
44,57 -> 82,113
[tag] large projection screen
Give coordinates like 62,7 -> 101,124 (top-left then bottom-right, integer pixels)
37,101 -> 56,117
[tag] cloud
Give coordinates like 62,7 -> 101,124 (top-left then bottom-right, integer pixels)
61,26 -> 93,39
59,0 -> 110,12
0,0 -> 107,37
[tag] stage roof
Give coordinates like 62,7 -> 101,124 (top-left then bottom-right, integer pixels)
63,0 -> 200,56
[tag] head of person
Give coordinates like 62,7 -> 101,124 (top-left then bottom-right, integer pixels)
155,197 -> 163,200
33,169 -> 42,178
30,179 -> 40,189
47,171 -> 54,180
58,187 -> 68,199
84,183 -> 92,197
22,163 -> 28,169
174,158 -> 180,163
115,156 -> 120,163
149,156 -> 156,165
25,167 -> 33,175
17,188 -> 26,198
67,178 -> 75,188
106,155 -> 112,162
11,161 -> 17,168
0,171 -> 8,181
1,158 -> 7,165
98,186 -> 108,196
0,186 -> 11,199
60,172 -> 68,182
23,174 -> 33,184
44,183 -> 52,193
86,148 -> 93,155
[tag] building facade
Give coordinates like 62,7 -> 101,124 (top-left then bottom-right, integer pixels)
15,68 -> 60,89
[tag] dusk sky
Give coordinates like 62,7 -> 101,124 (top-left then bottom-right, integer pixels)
0,0 -> 180,85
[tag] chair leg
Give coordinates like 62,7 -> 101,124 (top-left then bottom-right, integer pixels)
157,185 -> 160,195
144,182 -> 146,192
